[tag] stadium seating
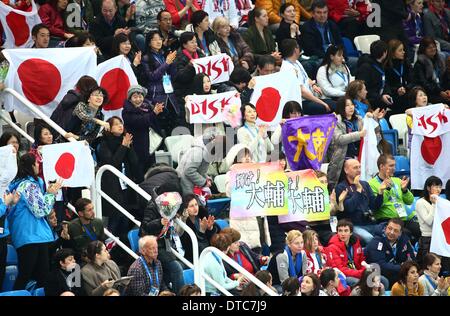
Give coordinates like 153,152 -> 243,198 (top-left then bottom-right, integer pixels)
0,290 -> 31,296
383,129 -> 399,155
393,155 -> 410,178
128,229 -> 140,254
389,114 -> 408,146
183,269 -> 195,285
6,244 -> 18,266
1,265 -> 18,292
354,35 -> 380,54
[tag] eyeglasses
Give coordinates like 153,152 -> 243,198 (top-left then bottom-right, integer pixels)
91,92 -> 104,97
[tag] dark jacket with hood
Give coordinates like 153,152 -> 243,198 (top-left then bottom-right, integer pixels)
365,223 -> 416,279
173,48 -> 205,101
355,54 -> 388,109
95,134 -> 141,217
50,90 -> 82,131
44,267 -> 86,296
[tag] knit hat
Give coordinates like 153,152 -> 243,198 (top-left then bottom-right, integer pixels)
127,85 -> 148,100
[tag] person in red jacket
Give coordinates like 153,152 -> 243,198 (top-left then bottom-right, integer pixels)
38,0 -> 75,46
327,0 -> 371,40
325,219 -> 370,287
163,0 -> 201,30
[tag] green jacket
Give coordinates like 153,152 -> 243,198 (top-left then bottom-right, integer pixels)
68,218 -> 106,255
242,25 -> 276,60
369,176 -> 415,221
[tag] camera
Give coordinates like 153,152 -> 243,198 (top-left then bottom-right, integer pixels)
363,209 -> 376,223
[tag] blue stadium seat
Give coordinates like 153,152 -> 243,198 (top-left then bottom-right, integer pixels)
406,196 -> 420,218
383,129 -> 399,155
207,198 -> 230,218
342,37 -> 359,57
379,118 -> 390,131
0,290 -> 31,296
31,288 -> 45,296
215,219 -> 229,230
183,269 -> 194,285
1,265 -> 18,292
128,229 -> 140,254
6,245 -> 18,266
384,290 -> 391,296
394,155 -> 410,178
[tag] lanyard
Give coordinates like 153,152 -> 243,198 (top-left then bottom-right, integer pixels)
82,224 -> 97,241
391,242 -> 397,258
244,123 -> 258,139
235,253 -> 243,267
228,40 -> 238,57
392,64 -> 404,85
140,257 -> 160,291
372,64 -> 385,94
424,274 -> 438,290
286,59 -> 307,83
376,175 -> 401,200
153,52 -> 165,65
347,245 -> 355,268
335,71 -> 348,86
315,252 -> 323,269
200,36 -> 210,56
316,23 -> 332,46
404,285 -> 408,296
415,15 -> 422,37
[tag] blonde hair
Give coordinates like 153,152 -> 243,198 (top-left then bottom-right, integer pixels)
286,230 -> 303,245
212,16 -> 230,35
302,230 -> 319,253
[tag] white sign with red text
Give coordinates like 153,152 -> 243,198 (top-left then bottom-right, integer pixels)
186,91 -> 241,124
192,53 -> 234,84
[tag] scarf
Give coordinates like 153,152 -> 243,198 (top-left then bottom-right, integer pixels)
285,245 -> 303,278
182,49 -> 199,60
429,4 -> 450,40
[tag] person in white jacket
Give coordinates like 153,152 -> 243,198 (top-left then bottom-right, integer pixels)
316,45 -> 351,99
415,176 -> 442,265
418,253 -> 450,296
202,0 -> 240,29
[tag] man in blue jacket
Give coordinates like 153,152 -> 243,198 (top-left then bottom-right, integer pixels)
335,159 -> 383,245
366,218 -> 416,286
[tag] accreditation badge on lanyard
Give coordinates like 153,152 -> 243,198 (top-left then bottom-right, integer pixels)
389,183 -> 407,218
163,74 -> 174,94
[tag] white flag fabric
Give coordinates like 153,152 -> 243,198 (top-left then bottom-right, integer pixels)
96,55 -> 138,120
192,53 -> 234,84
0,145 -> 17,196
410,104 -> 450,190
3,47 -> 97,117
186,90 -> 240,124
430,197 -> 450,257
0,1 -> 41,48
250,71 -> 302,129
42,141 -> 95,187
359,117 -> 380,181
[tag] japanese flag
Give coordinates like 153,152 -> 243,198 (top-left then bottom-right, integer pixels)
0,0 -> 41,48
250,71 -> 302,130
2,47 -> 97,117
96,55 -> 138,120
359,116 -> 380,181
410,104 -> 450,190
430,197 -> 450,257
41,141 -> 95,188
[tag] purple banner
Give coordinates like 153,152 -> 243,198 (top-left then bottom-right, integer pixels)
281,114 -> 337,171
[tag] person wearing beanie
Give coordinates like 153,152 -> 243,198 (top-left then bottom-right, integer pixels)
122,84 -> 163,173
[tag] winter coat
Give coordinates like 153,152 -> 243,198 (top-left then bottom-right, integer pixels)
327,0 -> 370,23
412,54 -> 446,100
325,234 -> 366,279
275,19 -> 301,50
38,3 -> 66,39
7,176 -> 55,249
305,249 -> 327,275
135,0 -> 166,34
163,0 -> 200,29
66,101 -> 104,144
316,64 -> 351,98
176,137 -> 212,195
81,260 -> 121,296
139,165 -> 181,207
237,123 -> 274,163
50,90 -> 82,131
44,268 -> 86,296
326,114 -> 363,188
0,199 -> 10,239
385,59 -> 413,96
89,13 -> 131,56
300,19 -> 343,59
267,248 -> 308,285
242,25 -> 276,60
423,8 -> 450,52
355,55 -> 388,109
254,0 -> 311,25
223,241 -> 263,277
365,223 -> 416,280
173,49 -> 206,100
403,10 -> 425,46
68,218 -> 106,256
216,30 -> 254,70
121,100 -> 160,170
95,134 -> 141,217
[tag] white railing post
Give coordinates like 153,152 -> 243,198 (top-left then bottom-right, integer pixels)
174,218 -> 199,284
199,247 -> 279,297
0,112 -> 35,143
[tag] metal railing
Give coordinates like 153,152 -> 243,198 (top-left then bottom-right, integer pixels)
0,110 -> 34,143
199,247 -> 278,297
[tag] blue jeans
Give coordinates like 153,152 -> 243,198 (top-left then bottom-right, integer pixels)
353,224 -> 379,246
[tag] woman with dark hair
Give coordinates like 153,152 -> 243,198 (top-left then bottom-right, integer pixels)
271,101 -> 303,146
241,270 -> 276,296
346,80 -> 370,118
385,39 -> 413,115
350,269 -> 385,296
0,131 -> 20,156
141,30 -> 179,137
319,268 -> 340,296
418,253 -> 450,296
50,75 -> 98,132
212,16 -> 254,70
317,45 -> 351,99
38,0 -> 75,45
7,153 -> 62,290
415,176 -> 443,264
300,273 -> 322,296
327,96 -> 365,189
65,86 -> 110,144
95,116 -> 140,237
173,31 -> 205,119
275,3 -> 302,52
281,277 -> 300,296
391,261 -> 424,296
242,8 -> 281,63
187,10 -> 221,57
29,124 -> 54,181
404,86 -> 429,149
81,240 -> 121,296
237,103 -> 274,163
110,33 -> 143,79
412,37 -> 449,104
179,193 -> 219,263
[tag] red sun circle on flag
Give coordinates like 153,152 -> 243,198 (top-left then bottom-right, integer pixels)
17,59 -> 62,105
100,68 -> 131,111
55,152 -> 75,179
442,217 -> 450,245
6,12 -> 29,46
421,136 -> 442,165
255,87 -> 281,122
